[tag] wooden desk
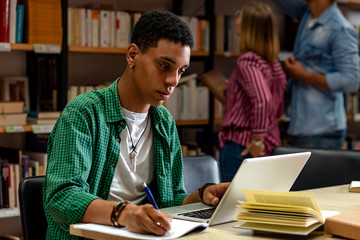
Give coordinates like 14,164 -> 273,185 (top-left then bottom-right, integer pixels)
182,185 -> 360,240
71,185 -> 360,240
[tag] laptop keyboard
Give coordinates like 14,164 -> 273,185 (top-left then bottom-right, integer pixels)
177,207 -> 216,220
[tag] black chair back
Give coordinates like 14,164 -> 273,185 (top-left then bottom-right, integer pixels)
18,176 -> 47,240
271,146 -> 360,191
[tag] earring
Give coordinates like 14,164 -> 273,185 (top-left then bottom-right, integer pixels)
130,65 -> 134,69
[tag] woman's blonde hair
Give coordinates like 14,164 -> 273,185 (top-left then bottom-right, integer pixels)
238,2 -> 280,62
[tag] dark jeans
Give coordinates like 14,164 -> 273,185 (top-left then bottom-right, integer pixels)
289,129 -> 346,149
219,141 -> 252,182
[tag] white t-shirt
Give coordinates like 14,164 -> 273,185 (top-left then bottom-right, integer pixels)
108,108 -> 154,204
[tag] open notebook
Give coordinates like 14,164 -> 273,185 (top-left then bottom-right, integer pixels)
70,219 -> 207,239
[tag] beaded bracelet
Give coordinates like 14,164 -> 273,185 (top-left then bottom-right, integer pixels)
111,200 -> 130,227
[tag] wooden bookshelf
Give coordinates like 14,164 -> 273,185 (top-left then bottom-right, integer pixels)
69,46 -> 128,54
214,51 -> 240,58
10,43 -> 34,51
0,125 -> 54,133
69,46 -> 209,56
176,120 -> 209,126
0,125 -> 32,133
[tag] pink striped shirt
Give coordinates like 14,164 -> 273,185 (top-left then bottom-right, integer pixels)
218,51 -> 287,155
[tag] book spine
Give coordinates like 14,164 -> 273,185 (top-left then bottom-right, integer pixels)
0,0 -> 10,42
99,10 -> 110,47
91,9 -> 99,47
85,8 -> 91,47
22,154 -> 29,178
8,163 -> 14,208
15,3 -> 24,43
8,0 -> 16,43
1,159 -> 9,208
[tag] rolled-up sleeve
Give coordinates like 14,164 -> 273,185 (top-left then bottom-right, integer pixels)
326,27 -> 360,93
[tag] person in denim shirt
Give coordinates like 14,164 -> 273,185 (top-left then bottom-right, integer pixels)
272,0 -> 360,149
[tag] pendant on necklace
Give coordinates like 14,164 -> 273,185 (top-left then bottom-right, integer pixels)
130,149 -> 137,172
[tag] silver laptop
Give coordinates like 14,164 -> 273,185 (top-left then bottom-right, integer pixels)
162,152 -> 311,226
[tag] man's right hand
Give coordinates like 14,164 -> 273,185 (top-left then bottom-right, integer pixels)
118,203 -> 172,236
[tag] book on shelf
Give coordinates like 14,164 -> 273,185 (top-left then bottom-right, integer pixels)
0,0 -> 10,43
27,110 -> 61,119
0,101 -> 23,114
0,112 -> 27,126
0,76 -> 29,112
0,158 -> 6,208
36,56 -> 58,111
26,0 -> 62,45
349,180 -> 360,192
15,3 -> 24,43
8,0 -> 17,43
99,10 -> 111,47
115,10 -> 131,48
199,69 -> 227,104
235,189 -> 339,236
180,16 -> 209,52
29,160 -> 39,176
70,218 -> 208,240
90,9 -> 99,47
27,117 -> 57,125
22,151 -> 47,176
324,211 -> 360,240
8,163 -> 19,208
21,154 -> 29,178
1,158 -> 9,208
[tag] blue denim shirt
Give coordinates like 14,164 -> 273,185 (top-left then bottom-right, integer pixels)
273,0 -> 360,136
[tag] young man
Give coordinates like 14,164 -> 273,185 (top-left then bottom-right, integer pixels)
272,0 -> 360,149
43,10 -> 229,239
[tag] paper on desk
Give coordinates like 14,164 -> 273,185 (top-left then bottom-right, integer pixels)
71,218 -> 208,239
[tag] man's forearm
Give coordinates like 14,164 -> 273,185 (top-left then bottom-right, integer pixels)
299,71 -> 330,90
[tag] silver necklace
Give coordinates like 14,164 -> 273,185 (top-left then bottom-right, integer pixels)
126,116 -> 149,171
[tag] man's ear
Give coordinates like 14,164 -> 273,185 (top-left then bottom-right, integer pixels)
127,43 -> 139,66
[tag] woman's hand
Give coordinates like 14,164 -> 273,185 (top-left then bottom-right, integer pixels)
241,139 -> 265,157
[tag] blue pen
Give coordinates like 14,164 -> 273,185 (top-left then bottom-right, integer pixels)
143,182 -> 159,210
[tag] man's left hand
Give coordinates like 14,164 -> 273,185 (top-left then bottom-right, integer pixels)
202,182 -> 230,205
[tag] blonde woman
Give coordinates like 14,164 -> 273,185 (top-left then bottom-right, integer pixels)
218,2 -> 287,182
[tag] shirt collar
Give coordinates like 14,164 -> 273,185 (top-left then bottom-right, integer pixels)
104,78 -> 164,125
310,2 -> 337,27
104,78 -> 125,123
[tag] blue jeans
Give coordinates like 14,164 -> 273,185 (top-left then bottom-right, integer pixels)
219,141 -> 252,182
290,129 -> 346,149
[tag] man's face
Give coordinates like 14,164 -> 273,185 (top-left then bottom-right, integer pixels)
132,39 -> 191,107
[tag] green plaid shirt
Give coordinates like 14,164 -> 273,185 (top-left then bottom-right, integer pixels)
43,78 -> 188,239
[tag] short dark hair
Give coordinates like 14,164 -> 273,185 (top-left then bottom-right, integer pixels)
131,10 -> 194,53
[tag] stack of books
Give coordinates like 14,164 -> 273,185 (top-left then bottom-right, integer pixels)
27,111 -> 61,125
26,0 -> 62,45
0,101 -> 26,126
